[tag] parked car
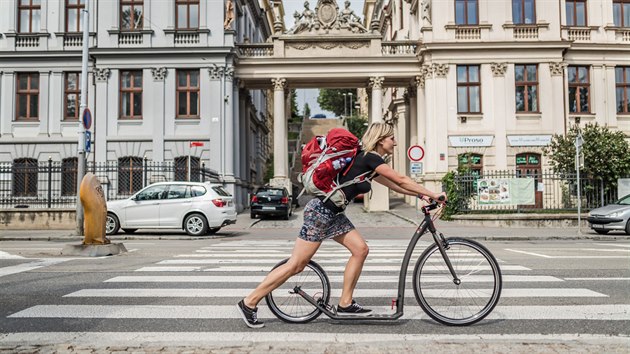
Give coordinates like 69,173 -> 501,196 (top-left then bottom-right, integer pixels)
587,193 -> 630,235
106,182 -> 237,236
250,186 -> 293,220
311,114 -> 327,118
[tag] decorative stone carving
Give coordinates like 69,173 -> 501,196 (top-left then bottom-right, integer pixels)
224,0 -> 235,30
369,76 -> 384,90
421,0 -> 431,25
151,67 -> 168,81
550,62 -> 566,76
286,0 -> 367,35
209,65 -> 224,80
432,63 -> 449,78
224,66 -> 234,81
490,62 -> 508,77
272,78 -> 286,90
288,41 -> 368,50
94,68 -> 110,82
414,74 -> 425,88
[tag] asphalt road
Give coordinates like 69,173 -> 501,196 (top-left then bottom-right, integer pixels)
0,225 -> 628,353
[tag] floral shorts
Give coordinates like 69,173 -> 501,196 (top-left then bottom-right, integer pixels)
298,198 -> 355,243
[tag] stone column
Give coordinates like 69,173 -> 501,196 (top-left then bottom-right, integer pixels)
49,71 -> 63,137
366,76 -> 389,211
223,66 -> 236,197
407,86 -> 418,146
491,62 -> 508,169
94,68 -> 110,162
270,78 -> 289,191
232,79 -> 242,211
549,62 -> 566,135
415,73 -> 426,149
150,67 -> 167,162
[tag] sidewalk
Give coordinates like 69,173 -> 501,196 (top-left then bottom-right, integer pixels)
0,198 -> 625,241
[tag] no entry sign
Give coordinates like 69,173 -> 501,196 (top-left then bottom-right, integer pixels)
407,145 -> 425,162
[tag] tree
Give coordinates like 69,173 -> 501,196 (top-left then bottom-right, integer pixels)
290,89 -> 299,119
317,89 -> 356,117
543,123 -> 630,190
303,103 -> 311,118
344,115 -> 368,139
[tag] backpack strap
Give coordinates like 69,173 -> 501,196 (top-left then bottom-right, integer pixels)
322,170 -> 372,203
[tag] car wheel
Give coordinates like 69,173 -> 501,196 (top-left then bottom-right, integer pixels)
283,210 -> 290,220
594,229 -> 609,235
625,220 -> 630,235
106,213 -> 120,235
250,212 -> 256,219
122,228 -> 137,234
184,213 -> 208,236
208,227 -> 221,235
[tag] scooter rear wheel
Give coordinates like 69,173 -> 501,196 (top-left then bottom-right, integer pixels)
265,259 -> 331,324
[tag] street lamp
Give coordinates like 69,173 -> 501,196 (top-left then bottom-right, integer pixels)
343,93 -> 348,117
349,92 -> 353,117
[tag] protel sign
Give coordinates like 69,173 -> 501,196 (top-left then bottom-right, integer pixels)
448,136 -> 494,147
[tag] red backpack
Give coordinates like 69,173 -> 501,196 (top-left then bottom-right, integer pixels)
298,128 -> 372,208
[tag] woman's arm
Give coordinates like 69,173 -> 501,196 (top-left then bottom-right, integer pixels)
373,163 -> 446,201
373,175 -> 416,195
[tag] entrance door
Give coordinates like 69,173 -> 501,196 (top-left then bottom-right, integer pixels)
515,153 -> 542,208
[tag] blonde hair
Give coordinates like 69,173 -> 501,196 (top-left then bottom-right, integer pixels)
361,122 -> 395,157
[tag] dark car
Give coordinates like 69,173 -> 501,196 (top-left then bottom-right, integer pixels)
250,186 -> 293,220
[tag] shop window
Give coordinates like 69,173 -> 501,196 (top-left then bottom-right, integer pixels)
458,153 -> 483,175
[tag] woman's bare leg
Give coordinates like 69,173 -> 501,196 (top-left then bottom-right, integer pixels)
333,229 -> 369,307
244,238 -> 321,308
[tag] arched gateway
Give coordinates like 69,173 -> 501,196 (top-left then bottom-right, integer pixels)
236,0 -> 424,211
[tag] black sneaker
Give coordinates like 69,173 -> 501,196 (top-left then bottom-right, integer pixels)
336,300 -> 372,316
237,299 -> 265,328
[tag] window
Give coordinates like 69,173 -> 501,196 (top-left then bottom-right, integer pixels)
568,66 -> 590,113
65,0 -> 85,32
61,157 -> 77,196
117,156 -> 143,195
455,0 -> 478,25
166,185 -> 191,199
566,0 -> 587,26
515,65 -> 539,112
64,72 -> 81,120
176,0 -> 200,29
120,0 -> 143,30
135,184 -> 168,201
176,70 -> 200,118
120,70 -> 142,119
512,0 -> 536,24
18,0 -> 41,33
616,67 -> 630,114
614,0 -> 630,27
175,156 -> 200,182
457,65 -> 481,113
16,73 -> 39,121
12,158 -> 38,197
458,153 -> 483,175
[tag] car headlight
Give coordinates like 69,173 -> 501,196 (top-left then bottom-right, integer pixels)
607,212 -> 620,218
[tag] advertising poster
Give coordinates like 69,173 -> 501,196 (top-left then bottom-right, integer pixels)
478,178 -> 535,205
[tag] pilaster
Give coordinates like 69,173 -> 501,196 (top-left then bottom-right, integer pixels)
94,68 -> 110,162
151,67 -> 167,162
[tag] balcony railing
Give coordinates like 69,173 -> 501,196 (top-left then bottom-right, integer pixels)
455,27 -> 481,40
119,32 -> 143,45
237,43 -> 274,57
567,28 -> 591,41
175,32 -> 200,45
15,35 -> 40,48
513,26 -> 539,40
381,41 -> 417,56
63,34 -> 83,48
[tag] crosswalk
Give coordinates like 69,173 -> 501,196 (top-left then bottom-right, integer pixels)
4,239 -> 630,346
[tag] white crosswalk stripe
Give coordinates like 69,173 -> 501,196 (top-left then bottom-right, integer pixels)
4,238 -> 626,341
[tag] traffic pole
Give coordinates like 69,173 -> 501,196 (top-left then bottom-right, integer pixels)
76,2 -> 89,235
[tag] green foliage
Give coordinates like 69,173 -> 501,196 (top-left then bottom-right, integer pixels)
543,123 -> 630,189
264,154 -> 274,183
344,115 -> 368,139
303,103 -> 311,118
290,89 -> 299,119
440,166 -> 473,220
317,89 -> 357,117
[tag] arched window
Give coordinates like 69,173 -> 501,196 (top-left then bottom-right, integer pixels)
118,156 -> 143,195
174,156 -> 200,182
458,153 -> 483,175
12,158 -> 38,197
61,157 -> 78,196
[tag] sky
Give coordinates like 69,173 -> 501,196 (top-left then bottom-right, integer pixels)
280,0 -> 366,118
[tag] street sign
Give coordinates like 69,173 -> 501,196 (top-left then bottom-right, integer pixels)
82,108 -> 92,130
410,162 -> 423,176
407,145 -> 425,162
190,141 -> 204,147
85,131 -> 91,153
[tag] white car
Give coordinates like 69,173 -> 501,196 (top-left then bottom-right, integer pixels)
106,182 -> 237,236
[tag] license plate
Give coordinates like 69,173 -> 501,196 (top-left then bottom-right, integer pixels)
263,206 -> 276,210
592,224 -> 604,229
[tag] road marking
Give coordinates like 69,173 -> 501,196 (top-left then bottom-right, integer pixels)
505,249 -> 552,258
64,288 -> 607,298
135,266 -> 203,272
0,259 -> 69,277
158,258 -> 486,264
0,251 -> 25,259
105,275 -> 563,283
10,304 -> 630,320
579,248 -> 630,253
594,243 -> 630,248
0,332 -> 627,347
189,265 -> 530,272
505,249 -> 629,259
564,277 -> 630,281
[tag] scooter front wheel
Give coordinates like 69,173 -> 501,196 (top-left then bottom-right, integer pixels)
265,258 -> 331,324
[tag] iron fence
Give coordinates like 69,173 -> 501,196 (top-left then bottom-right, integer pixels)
453,170 -> 626,213
0,159 -> 221,209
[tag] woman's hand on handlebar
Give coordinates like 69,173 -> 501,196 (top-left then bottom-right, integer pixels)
417,192 -> 448,204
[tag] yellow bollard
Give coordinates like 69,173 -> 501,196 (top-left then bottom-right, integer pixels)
79,172 -> 109,245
